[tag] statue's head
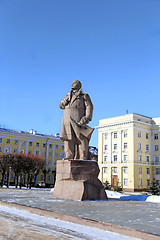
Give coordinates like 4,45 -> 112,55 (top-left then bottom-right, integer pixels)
71,80 -> 82,91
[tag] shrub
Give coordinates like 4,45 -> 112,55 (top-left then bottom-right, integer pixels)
150,179 -> 160,195
103,180 -> 111,190
114,185 -> 123,193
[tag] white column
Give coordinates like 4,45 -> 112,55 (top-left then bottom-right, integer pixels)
151,132 -> 154,164
98,131 -> 103,164
151,132 -> 154,179
18,139 -> 22,154
118,130 -> 122,163
25,140 -> 29,155
52,144 -> 55,166
46,143 -> 49,164
108,132 -> 112,163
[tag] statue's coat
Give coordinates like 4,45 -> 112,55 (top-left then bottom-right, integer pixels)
60,90 -> 93,143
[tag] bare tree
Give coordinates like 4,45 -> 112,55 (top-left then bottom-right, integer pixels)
0,154 -> 13,187
0,154 -> 45,189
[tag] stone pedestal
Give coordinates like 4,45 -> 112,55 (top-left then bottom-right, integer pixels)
53,159 -> 107,201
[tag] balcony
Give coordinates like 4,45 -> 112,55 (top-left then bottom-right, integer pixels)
152,161 -> 160,165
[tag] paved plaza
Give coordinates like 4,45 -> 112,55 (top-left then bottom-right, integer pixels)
0,188 -> 160,239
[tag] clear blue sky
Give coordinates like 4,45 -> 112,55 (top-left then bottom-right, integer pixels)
0,0 -> 160,147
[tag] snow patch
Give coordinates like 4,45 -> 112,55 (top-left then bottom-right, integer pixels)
146,195 -> 160,203
0,205 -> 138,240
106,190 -> 160,203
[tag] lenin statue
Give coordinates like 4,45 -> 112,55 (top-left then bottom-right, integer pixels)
59,80 -> 94,160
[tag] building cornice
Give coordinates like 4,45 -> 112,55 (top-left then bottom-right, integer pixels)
96,119 -> 157,130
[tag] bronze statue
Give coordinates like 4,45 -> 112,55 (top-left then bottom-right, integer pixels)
59,80 -> 94,160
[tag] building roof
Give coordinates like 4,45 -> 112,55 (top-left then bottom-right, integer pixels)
0,128 -> 62,142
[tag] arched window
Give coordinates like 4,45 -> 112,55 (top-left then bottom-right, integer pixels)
34,148 -> 41,156
4,145 -> 12,153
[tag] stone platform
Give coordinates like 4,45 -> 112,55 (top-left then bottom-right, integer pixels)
53,159 -> 107,201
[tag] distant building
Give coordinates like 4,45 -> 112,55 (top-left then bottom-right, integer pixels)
0,128 -> 64,186
97,113 -> 160,191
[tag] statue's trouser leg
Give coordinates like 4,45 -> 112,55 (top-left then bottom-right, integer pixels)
64,141 -> 75,159
79,137 -> 89,160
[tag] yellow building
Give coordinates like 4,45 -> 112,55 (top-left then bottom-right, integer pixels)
0,128 -> 64,186
97,113 -> 160,192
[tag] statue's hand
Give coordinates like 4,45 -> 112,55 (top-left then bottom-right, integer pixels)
59,98 -> 69,109
63,99 -> 69,106
79,117 -> 90,125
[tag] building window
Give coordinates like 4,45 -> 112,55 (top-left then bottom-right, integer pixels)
124,155 -> 128,163
114,144 -> 117,150
155,145 -> 159,151
0,138 -> 2,143
48,160 -> 51,165
105,134 -> 108,140
124,131 -> 127,138
113,167 -> 117,173
156,180 -> 159,185
29,142 -> 32,147
5,147 -> 10,153
147,180 -> 150,186
62,146 -> 64,150
55,153 -> 58,157
138,155 -> 142,162
154,134 -> 158,140
139,179 -> 142,186
104,156 -> 108,163
123,178 -> 128,186
138,143 -> 141,150
35,150 -> 39,156
15,140 -> 18,145
146,145 -> 149,151
113,155 -> 117,162
124,143 -> 127,149
49,152 -> 52,157
103,167 -> 108,174
0,147 -> 1,152
60,152 -> 65,159
114,133 -> 117,138
47,175 -> 51,183
138,167 -> 142,174
49,144 -> 52,149
7,139 -> 10,144
123,167 -> 128,174
146,133 -> 149,139
138,132 -> 141,138
155,168 -> 160,174
21,150 -> 24,154
14,149 -> 17,153
56,145 -> 58,149
11,174 -> 15,181
104,145 -> 108,151
28,150 -> 32,155
147,168 -> 150,174
43,143 -> 46,148
36,142 -> 39,147
146,156 -> 150,163
41,175 -> 44,182
22,141 -> 25,146
155,156 -> 159,164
